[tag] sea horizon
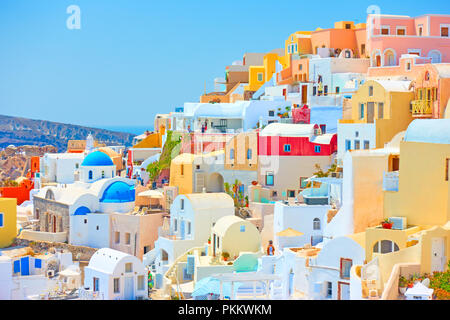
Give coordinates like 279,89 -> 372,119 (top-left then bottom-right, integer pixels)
90,125 -> 154,136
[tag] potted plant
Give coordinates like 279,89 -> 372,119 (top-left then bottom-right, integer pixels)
382,218 -> 393,229
398,276 -> 407,294
221,252 -> 230,261
207,237 -> 211,245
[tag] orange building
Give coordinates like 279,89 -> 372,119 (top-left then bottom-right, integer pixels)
311,21 -> 367,58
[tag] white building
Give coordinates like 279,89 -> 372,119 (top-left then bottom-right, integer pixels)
151,193 -> 235,281
82,248 -> 147,300
40,153 -> 85,184
171,100 -> 288,133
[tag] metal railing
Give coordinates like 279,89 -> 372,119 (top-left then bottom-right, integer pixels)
411,100 -> 432,116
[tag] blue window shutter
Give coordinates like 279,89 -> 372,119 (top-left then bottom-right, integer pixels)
13,260 -> 20,273
186,255 -> 195,275
35,258 -> 42,268
0,213 -> 3,227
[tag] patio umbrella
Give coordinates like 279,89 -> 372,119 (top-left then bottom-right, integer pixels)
137,190 -> 163,198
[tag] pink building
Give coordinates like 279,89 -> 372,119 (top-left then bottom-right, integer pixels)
366,14 -> 450,67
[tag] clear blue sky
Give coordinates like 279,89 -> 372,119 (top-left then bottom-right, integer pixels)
0,0 -> 448,127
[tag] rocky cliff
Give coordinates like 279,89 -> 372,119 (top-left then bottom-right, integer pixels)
0,114 -> 135,151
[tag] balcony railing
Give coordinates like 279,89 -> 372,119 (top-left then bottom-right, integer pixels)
383,171 -> 399,192
411,100 -> 432,117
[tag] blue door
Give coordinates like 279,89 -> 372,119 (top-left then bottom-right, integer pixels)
180,220 -> 185,240
21,257 -> 30,276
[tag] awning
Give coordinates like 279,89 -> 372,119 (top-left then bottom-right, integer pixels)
276,228 -> 304,237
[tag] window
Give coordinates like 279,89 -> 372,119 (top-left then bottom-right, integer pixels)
373,240 -> 399,254
35,258 -> 42,269
418,25 -> 423,36
446,158 -> 449,181
378,103 -> 384,119
300,177 -> 308,189
217,237 -> 220,248
345,140 -> 351,151
35,208 -> 40,220
181,199 -> 184,210
0,213 -> 3,227
364,140 -> 370,150
368,86 -> 373,96
268,110 -> 275,117
381,26 -> 390,35
359,103 -> 365,119
266,172 -> 274,186
144,246 -> 151,254
75,163 -> 79,169
174,218 -> 178,231
230,148 -> 235,160
441,25 -> 449,37
284,144 -> 291,152
340,258 -> 353,279
355,131 -> 359,138
125,233 -> 131,245
88,170 -> 93,180
288,190 -> 295,198
313,218 -> 321,230
115,232 -> 120,244
196,165 -> 200,170
247,149 -> 252,159
240,225 -> 246,232
324,85 -> 328,96
361,44 -> 365,56
84,219 -> 87,224
314,145 -> 321,153
272,190 -> 278,197
101,171 -> 105,179
257,73 -> 263,82
326,282 -> 332,298
354,140 -> 360,150
345,23 -> 351,29
96,225 -> 99,231
138,275 -> 145,291
299,64 -> 303,71
396,26 -> 406,35
180,164 -> 184,175
93,277 -> 99,291
125,263 -> 133,273
406,62 -> 411,71
114,278 -> 120,293
187,221 -> 191,234
335,86 -> 340,94
313,87 -> 317,96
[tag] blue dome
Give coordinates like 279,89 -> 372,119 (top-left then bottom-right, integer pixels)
74,206 -> 91,215
82,151 -> 114,166
100,181 -> 135,203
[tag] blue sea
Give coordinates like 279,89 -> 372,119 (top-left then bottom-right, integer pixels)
94,125 -> 154,135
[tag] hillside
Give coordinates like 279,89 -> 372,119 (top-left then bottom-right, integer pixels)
0,114 -> 136,151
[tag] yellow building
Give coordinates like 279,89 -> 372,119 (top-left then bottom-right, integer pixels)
340,80 -> 414,149
360,119 -> 450,290
133,125 -> 166,149
224,131 -> 258,171
0,198 -> 17,248
244,49 -> 288,93
169,153 -> 195,195
284,31 -> 313,59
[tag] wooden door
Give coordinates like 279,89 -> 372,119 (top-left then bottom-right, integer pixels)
302,85 -> 307,104
367,102 -> 375,123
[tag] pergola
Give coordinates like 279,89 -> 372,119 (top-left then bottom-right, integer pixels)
211,272 -> 281,300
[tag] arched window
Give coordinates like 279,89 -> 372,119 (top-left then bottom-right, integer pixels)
313,218 -> 321,230
428,50 -> 441,63
45,189 -> 55,200
112,171 -> 114,177
75,163 -> 79,169
230,148 -> 235,160
383,49 -> 396,66
88,170 -> 93,180
373,240 -> 399,254
101,171 -> 105,179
